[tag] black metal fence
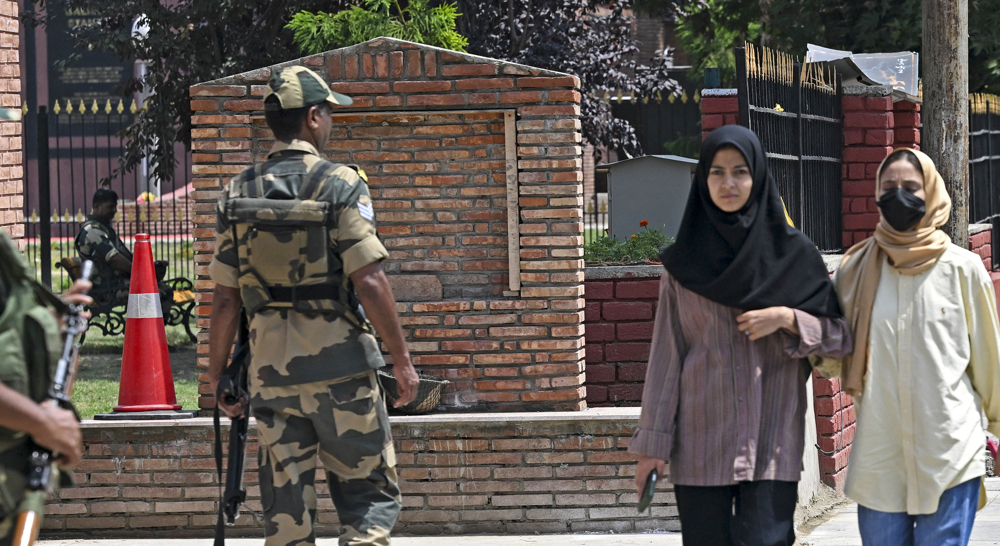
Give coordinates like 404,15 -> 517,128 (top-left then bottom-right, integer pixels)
970,93 -> 1000,269
22,100 -> 194,292
736,43 -> 844,252
585,194 -> 608,245
611,69 -> 704,159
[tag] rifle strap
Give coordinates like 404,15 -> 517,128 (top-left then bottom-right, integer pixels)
214,405 -> 225,546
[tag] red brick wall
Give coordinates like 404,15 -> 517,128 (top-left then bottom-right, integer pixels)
971,227 -> 992,271
812,373 -> 854,490
44,413 -> 676,536
583,271 -> 660,406
841,93 -> 921,247
189,38 -> 586,412
699,92 -> 738,141
0,1 -> 20,244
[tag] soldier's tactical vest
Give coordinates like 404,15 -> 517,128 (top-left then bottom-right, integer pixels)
0,231 -> 64,524
223,163 -> 366,326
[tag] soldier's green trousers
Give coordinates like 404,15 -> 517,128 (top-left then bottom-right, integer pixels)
251,370 -> 401,546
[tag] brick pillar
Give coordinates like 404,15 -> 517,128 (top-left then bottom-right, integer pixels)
971,226 -> 992,271
812,373 -> 855,491
841,90 -> 894,247
893,99 -> 921,150
700,89 -> 739,140
0,1 -> 20,244
191,38 -> 587,412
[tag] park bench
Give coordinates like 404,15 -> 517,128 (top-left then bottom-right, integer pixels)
56,257 -> 197,343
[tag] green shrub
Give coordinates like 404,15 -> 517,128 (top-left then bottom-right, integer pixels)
287,0 -> 468,55
584,220 -> 674,265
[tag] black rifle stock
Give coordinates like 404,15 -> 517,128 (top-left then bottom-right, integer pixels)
214,311 -> 250,545
12,260 -> 92,546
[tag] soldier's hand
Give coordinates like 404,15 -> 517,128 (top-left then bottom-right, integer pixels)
33,402 -> 83,468
209,377 -> 247,420
60,279 -> 93,321
393,360 -> 419,408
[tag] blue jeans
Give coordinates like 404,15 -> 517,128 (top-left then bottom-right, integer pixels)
857,477 -> 980,546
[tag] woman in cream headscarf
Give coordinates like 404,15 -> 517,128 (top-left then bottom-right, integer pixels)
831,148 -> 1000,545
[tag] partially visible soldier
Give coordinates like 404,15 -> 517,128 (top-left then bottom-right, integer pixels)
0,228 -> 86,544
207,66 -> 419,546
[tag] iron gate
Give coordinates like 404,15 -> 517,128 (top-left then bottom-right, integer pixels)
22,100 -> 194,292
736,43 -> 844,252
969,93 -> 1000,268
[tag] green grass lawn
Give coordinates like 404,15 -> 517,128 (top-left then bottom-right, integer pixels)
73,323 -> 200,419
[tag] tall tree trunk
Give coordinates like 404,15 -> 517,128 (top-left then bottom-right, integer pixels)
923,0 -> 969,247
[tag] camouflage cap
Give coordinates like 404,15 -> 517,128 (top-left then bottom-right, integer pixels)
264,66 -> 352,111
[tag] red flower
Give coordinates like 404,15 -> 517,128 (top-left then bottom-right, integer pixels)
603,228 -> 609,233
631,234 -> 638,238
640,220 -> 649,227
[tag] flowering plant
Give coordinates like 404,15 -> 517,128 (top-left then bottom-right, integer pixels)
584,220 -> 674,265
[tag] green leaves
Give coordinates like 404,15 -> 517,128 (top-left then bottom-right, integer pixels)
287,0 -> 468,55
584,221 -> 674,265
666,0 -> 1000,94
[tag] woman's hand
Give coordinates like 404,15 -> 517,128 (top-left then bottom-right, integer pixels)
737,306 -> 798,340
635,456 -> 666,499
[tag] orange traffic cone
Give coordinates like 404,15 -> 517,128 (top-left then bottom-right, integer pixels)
113,233 -> 181,412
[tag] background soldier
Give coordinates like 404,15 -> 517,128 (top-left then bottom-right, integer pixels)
75,189 -> 172,308
75,189 -> 133,293
0,228 -> 86,543
207,66 -> 418,546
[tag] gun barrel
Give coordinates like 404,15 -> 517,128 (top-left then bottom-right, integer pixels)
223,415 -> 248,525
51,261 -> 93,397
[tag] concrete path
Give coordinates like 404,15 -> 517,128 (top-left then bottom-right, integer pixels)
800,477 -> 1000,545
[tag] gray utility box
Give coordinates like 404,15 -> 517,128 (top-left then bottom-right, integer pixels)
599,155 -> 698,240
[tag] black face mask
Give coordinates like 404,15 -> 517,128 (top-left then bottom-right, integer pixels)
877,187 -> 926,232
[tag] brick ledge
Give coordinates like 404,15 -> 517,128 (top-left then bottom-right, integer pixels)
80,407 -> 642,429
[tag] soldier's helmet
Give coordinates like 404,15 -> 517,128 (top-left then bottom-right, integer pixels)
263,66 -> 353,111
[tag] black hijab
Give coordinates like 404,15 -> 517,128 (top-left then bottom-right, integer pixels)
660,125 -> 841,318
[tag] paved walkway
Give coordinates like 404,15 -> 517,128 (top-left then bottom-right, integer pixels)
38,478 -> 1000,545
801,477 -> 1000,545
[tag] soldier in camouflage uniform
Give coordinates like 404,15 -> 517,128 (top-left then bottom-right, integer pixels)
75,189 -> 172,306
75,189 -> 133,297
207,66 -> 419,546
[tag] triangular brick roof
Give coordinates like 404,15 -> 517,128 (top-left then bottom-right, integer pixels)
196,37 -> 577,87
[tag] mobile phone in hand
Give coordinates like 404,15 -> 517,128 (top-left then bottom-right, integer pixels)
637,468 -> 658,513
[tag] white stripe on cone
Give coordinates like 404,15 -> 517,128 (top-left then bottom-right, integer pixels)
127,293 -> 163,319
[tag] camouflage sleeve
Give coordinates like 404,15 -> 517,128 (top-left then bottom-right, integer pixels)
209,185 -> 240,288
78,225 -> 120,262
331,166 -> 388,276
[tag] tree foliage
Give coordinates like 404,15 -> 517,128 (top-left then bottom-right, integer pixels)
451,0 -> 682,160
23,0 -> 352,185
26,0 -> 682,183
287,0 -> 467,55
650,0 -> 1000,93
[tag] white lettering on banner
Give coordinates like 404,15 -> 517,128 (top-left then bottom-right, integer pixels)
127,293 -> 163,319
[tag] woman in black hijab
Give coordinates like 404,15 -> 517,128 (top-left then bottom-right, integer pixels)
628,125 -> 852,546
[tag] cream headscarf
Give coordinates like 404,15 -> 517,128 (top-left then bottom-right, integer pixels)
825,148 -> 952,397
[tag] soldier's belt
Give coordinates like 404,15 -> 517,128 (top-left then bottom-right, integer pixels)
268,284 -> 343,302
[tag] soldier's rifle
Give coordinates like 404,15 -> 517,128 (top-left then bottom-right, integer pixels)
214,311 -> 250,546
12,260 -> 92,546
